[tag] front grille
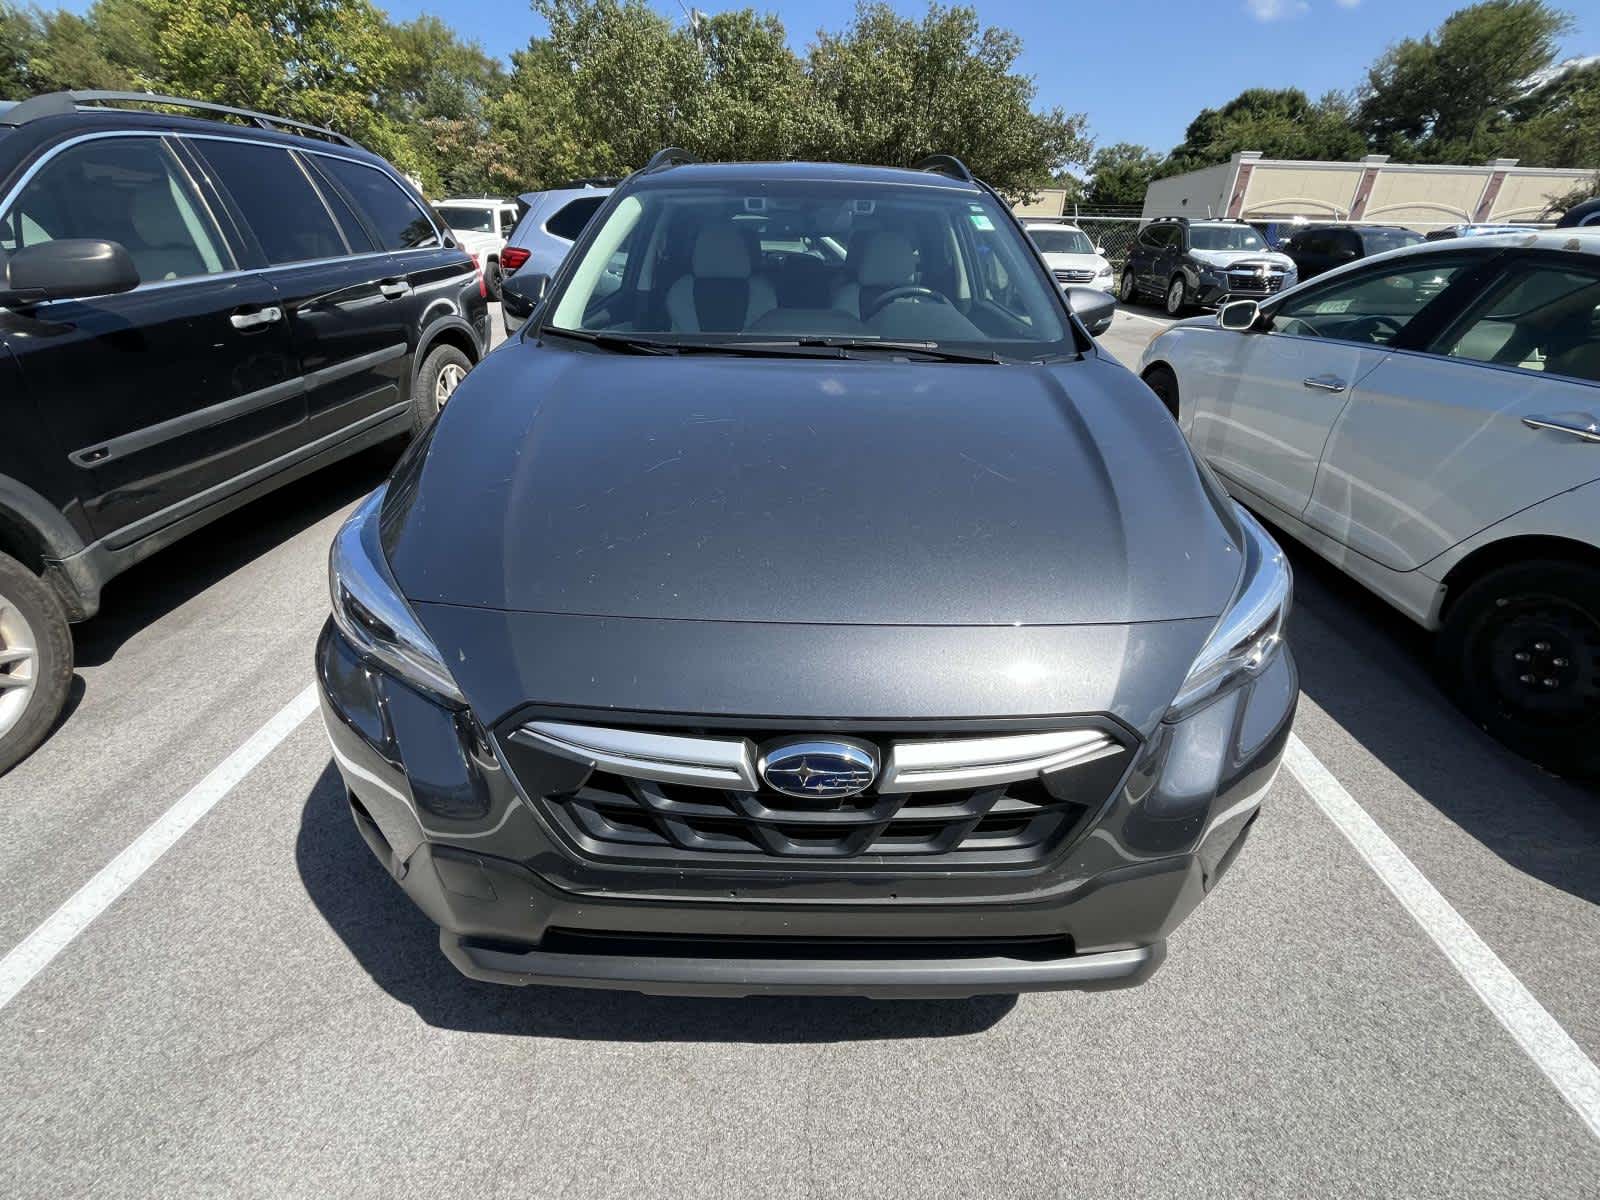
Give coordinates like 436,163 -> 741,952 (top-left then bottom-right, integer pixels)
1054,268 -> 1096,283
1225,271 -> 1285,294
500,719 -> 1133,870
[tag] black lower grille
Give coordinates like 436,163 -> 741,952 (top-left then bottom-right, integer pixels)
502,722 -> 1134,869
1226,272 -> 1284,294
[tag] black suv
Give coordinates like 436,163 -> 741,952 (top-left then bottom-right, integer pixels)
1278,223 -> 1422,281
1118,217 -> 1298,316
0,91 -> 490,772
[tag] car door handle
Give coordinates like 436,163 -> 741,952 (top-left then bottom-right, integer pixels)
1521,413 -> 1600,443
229,305 -> 283,330
1302,375 -> 1346,393
378,280 -> 412,300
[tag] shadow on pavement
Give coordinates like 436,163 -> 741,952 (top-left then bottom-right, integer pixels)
72,441 -> 402,669
1283,539 -> 1600,907
295,760 -> 1018,1041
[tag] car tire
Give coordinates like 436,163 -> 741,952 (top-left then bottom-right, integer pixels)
412,344 -> 474,436
0,551 -> 74,777
1142,365 -> 1180,420
484,260 -> 503,301
1119,270 -> 1137,303
1436,559 -> 1600,777
1165,276 -> 1189,317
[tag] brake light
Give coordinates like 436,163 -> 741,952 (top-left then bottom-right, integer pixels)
467,252 -> 487,299
500,245 -> 531,272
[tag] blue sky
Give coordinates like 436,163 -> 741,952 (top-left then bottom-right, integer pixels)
64,0 -> 1598,157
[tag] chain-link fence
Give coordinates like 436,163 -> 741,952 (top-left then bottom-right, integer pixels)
1072,216 -> 1142,272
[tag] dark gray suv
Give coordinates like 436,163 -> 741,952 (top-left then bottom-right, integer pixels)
318,152 -> 1296,997
1120,217 -> 1298,315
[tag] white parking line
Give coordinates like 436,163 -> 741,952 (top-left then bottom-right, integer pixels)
1284,733 -> 1600,1142
1113,307 -> 1174,327
0,684 -> 318,1013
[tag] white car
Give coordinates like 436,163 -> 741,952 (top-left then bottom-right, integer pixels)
433,197 -> 522,298
1139,229 -> 1600,776
1022,219 -> 1115,292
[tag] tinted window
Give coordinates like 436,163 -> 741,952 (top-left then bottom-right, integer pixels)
1361,228 -> 1424,253
1028,227 -> 1095,254
1433,263 -> 1600,382
1190,225 -> 1265,251
198,139 -> 347,265
1270,258 -> 1468,345
318,157 -> 439,250
546,196 -> 605,242
2,136 -> 227,282
438,206 -> 496,233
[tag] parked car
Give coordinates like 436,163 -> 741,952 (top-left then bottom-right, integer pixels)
498,179 -> 616,335
1279,224 -> 1423,281
0,90 -> 489,773
318,150 -> 1295,998
1139,230 -> 1600,775
1557,197 -> 1600,227
1424,223 -> 1540,241
1120,217 -> 1298,316
433,197 -> 521,299
1022,218 -> 1115,293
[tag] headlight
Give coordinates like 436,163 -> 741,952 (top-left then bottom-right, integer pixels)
1167,506 -> 1291,720
1094,263 -> 1113,278
329,486 -> 465,705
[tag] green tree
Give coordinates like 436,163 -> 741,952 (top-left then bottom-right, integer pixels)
1356,0 -> 1573,160
805,2 -> 1090,199
1,3 -> 39,97
1501,58 -> 1600,168
1083,142 -> 1164,208
1165,88 -> 1365,172
382,16 -> 507,195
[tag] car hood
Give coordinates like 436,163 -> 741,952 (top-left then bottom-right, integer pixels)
1190,249 -> 1295,270
1040,251 -> 1110,272
383,343 -> 1243,627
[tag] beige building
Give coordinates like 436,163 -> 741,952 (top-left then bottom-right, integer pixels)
1139,150 -> 1595,229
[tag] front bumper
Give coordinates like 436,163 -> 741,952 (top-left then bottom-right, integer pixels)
317,619 -> 1295,997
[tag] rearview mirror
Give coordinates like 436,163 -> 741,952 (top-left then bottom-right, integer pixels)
1217,298 -> 1260,331
0,239 -> 139,308
1065,285 -> 1115,337
499,271 -> 551,331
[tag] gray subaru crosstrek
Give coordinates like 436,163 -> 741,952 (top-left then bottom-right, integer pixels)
317,152 -> 1296,998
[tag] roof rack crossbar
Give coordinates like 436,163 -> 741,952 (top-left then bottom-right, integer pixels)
914,154 -> 975,184
0,90 -> 361,148
642,147 -> 697,173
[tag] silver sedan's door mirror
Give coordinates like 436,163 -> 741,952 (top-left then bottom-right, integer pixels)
1218,298 -> 1261,331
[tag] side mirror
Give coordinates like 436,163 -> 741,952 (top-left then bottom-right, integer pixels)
1217,298 -> 1261,332
0,239 -> 139,308
1095,245 -> 1106,256
499,271 -> 551,329
1065,285 -> 1115,337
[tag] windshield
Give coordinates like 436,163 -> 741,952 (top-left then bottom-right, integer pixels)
1028,227 -> 1095,255
1190,225 -> 1266,252
545,178 -> 1070,357
1365,228 -> 1424,252
438,206 -> 496,233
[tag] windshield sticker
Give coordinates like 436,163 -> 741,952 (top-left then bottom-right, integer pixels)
1314,299 -> 1353,314
969,214 -> 995,231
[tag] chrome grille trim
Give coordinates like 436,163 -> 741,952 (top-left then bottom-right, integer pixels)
514,721 -> 759,790
513,721 -> 1119,795
879,729 -> 1119,793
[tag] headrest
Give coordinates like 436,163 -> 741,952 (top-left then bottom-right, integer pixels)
129,187 -> 188,247
692,226 -> 751,279
857,232 -> 917,287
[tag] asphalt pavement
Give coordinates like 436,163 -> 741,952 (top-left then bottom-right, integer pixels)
2,302 -> 1597,1198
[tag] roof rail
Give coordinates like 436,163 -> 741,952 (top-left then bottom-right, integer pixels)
642,147 -> 697,173
914,154 -> 975,184
0,90 -> 361,148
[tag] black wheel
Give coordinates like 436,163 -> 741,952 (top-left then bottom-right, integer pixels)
1437,560 -> 1600,777
0,550 -> 74,776
1118,270 -> 1137,303
484,259 -> 503,301
1142,364 -> 1180,420
412,344 -> 473,436
1165,275 -> 1189,317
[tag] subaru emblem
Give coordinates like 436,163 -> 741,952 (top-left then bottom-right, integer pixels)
758,740 -> 878,800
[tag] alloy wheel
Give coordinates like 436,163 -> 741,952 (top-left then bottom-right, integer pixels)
435,362 -> 467,408
0,592 -> 39,742
1166,278 -> 1185,316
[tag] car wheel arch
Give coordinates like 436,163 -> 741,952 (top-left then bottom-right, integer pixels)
1438,534 -> 1600,621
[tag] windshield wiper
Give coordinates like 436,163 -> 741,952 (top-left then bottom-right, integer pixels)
539,327 -> 682,355
741,337 -> 1006,364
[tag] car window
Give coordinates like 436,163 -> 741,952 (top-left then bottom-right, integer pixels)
439,206 -> 496,234
1362,228 -> 1423,253
1189,225 -> 1266,251
1,136 -> 227,283
1028,228 -> 1095,255
1138,225 -> 1165,249
1269,259 -> 1468,345
317,157 -> 439,251
196,139 -> 348,265
1432,262 -> 1600,383
546,196 -> 606,242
